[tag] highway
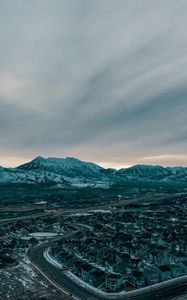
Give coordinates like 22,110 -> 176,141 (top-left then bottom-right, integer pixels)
0,211 -> 55,224
29,236 -> 187,300
0,191 -> 180,226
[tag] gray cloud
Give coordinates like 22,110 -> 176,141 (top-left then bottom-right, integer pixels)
0,0 -> 187,167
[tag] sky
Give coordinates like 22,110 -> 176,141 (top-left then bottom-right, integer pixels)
0,0 -> 187,169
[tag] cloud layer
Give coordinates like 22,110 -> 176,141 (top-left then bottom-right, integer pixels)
0,0 -> 187,167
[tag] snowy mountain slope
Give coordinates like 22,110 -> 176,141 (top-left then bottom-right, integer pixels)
17,156 -> 107,184
18,156 -> 103,174
0,157 -> 187,186
0,156 -> 108,186
117,164 -> 187,183
118,165 -> 170,179
0,167 -> 69,185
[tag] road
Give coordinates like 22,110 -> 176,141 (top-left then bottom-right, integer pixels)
29,236 -> 187,300
0,191 -> 181,225
0,211 -> 56,224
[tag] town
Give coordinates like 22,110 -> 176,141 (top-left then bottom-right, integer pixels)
0,190 -> 187,299
51,198 -> 187,292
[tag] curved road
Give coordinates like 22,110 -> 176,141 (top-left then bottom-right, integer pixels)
29,237 -> 187,300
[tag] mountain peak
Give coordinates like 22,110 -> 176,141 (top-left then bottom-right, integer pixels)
119,164 -> 170,178
18,156 -> 104,174
33,156 -> 45,162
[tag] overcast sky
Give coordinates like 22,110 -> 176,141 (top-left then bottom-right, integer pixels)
0,0 -> 187,168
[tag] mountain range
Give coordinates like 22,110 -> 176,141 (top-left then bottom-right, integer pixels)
0,156 -> 187,188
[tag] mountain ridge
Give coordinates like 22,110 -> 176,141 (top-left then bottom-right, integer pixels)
0,156 -> 187,187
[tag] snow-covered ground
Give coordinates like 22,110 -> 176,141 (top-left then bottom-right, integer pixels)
29,232 -> 58,238
176,295 -> 187,300
0,260 -> 57,300
89,209 -> 112,214
44,248 -> 63,269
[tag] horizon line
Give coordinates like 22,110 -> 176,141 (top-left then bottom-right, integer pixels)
0,155 -> 187,170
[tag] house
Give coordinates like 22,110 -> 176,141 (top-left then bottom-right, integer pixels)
130,258 -> 143,269
57,249 -> 67,262
169,263 -> 185,277
112,261 -> 126,274
87,250 -> 96,262
72,259 -> 84,274
81,264 -> 95,283
65,256 -> 82,271
62,253 -> 74,266
180,260 -> 187,274
158,265 -> 172,281
174,251 -> 186,262
105,273 -> 124,291
116,253 -> 131,265
128,270 -> 145,289
90,269 -> 105,287
144,266 -> 160,285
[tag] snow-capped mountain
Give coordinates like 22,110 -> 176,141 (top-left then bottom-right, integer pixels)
118,164 -> 187,183
0,156 -> 107,186
0,167 -> 68,185
118,165 -> 170,179
18,156 -> 107,185
18,156 -> 103,174
0,157 -> 187,187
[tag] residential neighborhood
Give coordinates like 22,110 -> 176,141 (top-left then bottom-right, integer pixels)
0,192 -> 187,298
50,198 -> 187,292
